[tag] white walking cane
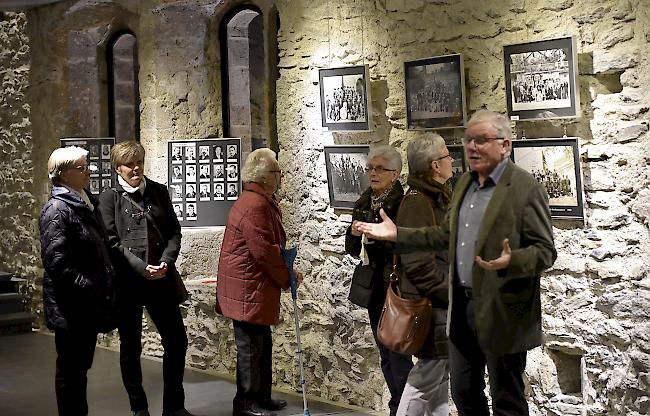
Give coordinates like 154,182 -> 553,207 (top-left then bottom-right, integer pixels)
281,247 -> 311,416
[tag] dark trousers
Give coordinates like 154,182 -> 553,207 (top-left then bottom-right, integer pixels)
118,299 -> 188,412
232,320 -> 273,409
368,299 -> 414,416
449,289 -> 528,416
54,328 -> 98,416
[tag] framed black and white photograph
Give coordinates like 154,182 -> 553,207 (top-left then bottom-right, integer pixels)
185,203 -> 197,220
173,204 -> 183,220
511,137 -> 584,219
89,144 -> 99,159
90,179 -> 99,194
319,65 -> 371,131
101,144 -> 111,159
405,54 -> 467,130
504,36 -> 580,121
168,137 -> 241,227
324,145 -> 370,209
447,144 -> 468,190
226,183 -> 239,200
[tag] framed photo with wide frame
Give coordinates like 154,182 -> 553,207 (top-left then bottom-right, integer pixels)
319,65 -> 372,131
510,137 -> 584,220
405,54 -> 467,130
446,144 -> 468,191
324,145 -> 370,209
504,36 -> 580,121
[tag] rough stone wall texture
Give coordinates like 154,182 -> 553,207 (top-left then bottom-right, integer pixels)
0,12 -> 40,303
0,0 -> 648,415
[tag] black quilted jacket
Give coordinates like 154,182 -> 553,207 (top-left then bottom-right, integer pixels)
39,185 -> 115,332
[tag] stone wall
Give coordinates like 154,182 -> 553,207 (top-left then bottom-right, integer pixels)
0,0 -> 648,415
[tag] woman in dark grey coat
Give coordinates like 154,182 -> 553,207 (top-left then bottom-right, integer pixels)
98,141 -> 192,416
40,146 -> 115,416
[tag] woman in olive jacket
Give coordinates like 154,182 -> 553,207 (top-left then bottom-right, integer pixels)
98,141 -> 192,416
346,145 -> 410,416
395,133 -> 454,416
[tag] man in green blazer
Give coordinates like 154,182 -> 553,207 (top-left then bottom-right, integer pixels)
355,110 -> 557,415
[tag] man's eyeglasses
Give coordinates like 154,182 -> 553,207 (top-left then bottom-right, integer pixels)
462,137 -> 504,145
365,166 -> 396,174
436,154 -> 453,161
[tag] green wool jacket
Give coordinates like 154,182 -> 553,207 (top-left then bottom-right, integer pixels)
396,161 -> 557,356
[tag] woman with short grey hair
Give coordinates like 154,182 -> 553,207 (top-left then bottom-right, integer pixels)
40,146 -> 115,415
395,132 -> 454,416
240,148 -> 278,183
346,144 -> 411,416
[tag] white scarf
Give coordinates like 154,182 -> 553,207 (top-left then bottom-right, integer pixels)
118,175 -> 146,194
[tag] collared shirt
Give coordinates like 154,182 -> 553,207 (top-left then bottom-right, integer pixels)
455,158 -> 509,288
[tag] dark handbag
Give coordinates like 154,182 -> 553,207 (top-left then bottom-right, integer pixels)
348,262 -> 375,308
376,258 -> 433,355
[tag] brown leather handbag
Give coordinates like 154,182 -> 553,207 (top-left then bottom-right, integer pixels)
377,257 -> 433,355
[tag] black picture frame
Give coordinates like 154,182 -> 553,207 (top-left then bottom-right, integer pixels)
319,65 -> 371,131
405,54 -> 467,130
446,144 -> 468,191
510,137 -> 584,220
324,145 -> 370,209
504,36 -> 580,121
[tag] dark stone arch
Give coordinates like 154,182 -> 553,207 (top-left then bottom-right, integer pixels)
107,30 -> 140,142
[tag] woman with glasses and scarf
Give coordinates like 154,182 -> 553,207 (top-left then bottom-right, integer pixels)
40,146 -> 116,415
98,141 -> 193,416
346,145 -> 411,416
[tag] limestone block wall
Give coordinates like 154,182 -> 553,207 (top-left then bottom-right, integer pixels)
0,1 -> 648,415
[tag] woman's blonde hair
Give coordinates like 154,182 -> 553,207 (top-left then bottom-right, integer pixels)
110,141 -> 145,169
47,146 -> 88,181
241,148 -> 278,183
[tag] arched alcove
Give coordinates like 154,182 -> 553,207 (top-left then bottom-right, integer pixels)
108,31 -> 140,142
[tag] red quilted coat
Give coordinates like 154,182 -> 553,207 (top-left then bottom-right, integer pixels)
216,182 -> 290,325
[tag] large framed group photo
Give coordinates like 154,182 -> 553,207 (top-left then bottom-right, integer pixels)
319,65 -> 372,131
510,137 -> 584,220
324,145 -> 370,209
504,36 -> 580,121
404,53 -> 467,130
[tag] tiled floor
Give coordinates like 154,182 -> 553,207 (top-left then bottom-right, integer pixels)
0,332 -> 374,416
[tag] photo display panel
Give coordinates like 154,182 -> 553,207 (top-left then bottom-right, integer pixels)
60,137 -> 116,195
168,138 -> 242,227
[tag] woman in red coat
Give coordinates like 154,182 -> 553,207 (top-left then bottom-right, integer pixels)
216,148 -> 302,416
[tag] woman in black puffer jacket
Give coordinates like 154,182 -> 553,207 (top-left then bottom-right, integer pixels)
345,145 -> 411,416
40,146 -> 115,416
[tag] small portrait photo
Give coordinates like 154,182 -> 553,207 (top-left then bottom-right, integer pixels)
171,165 -> 183,183
185,165 -> 197,183
89,162 -> 99,177
101,178 -> 112,192
212,145 -> 224,161
101,144 -> 111,159
171,144 -> 183,163
226,164 -> 238,181
184,145 -> 196,163
226,182 -> 238,200
89,144 -> 99,159
213,164 -> 224,180
199,164 -> 210,181
199,145 -> 210,162
90,179 -> 100,194
173,204 -> 183,219
185,184 -> 197,200
185,203 -> 197,220
213,183 -> 225,200
169,184 -> 182,201
199,183 -> 210,201
226,144 -> 238,161
101,161 -> 112,175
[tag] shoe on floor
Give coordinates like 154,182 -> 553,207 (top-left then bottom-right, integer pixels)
259,399 -> 287,411
232,403 -> 276,416
133,410 -> 150,416
162,409 -> 196,416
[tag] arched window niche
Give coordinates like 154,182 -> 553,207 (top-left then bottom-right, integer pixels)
107,30 -> 140,142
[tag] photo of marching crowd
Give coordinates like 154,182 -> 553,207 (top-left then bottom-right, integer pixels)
325,149 -> 370,206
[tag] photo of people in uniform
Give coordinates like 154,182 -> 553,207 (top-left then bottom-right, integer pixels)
327,152 -> 369,203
